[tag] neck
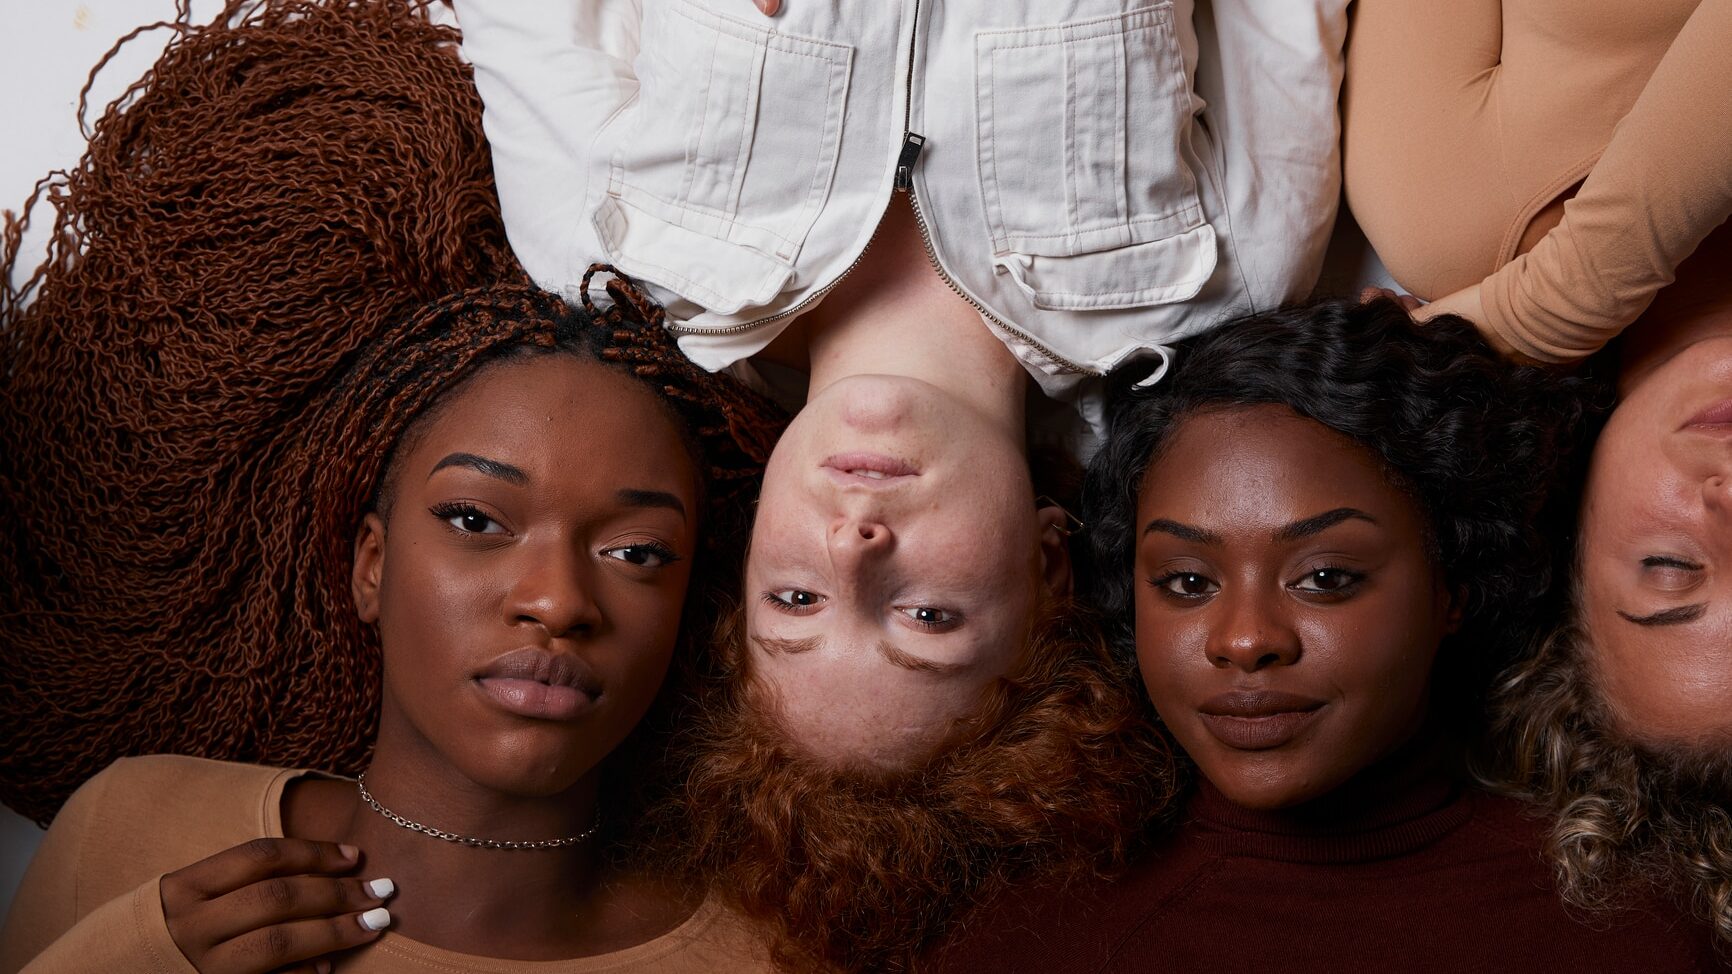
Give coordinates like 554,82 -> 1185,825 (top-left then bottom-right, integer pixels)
801,196 -> 1029,437
345,732 -> 607,956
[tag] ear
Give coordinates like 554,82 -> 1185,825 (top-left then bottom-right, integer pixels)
1034,503 -> 1075,599
1440,582 -> 1467,636
352,512 -> 387,625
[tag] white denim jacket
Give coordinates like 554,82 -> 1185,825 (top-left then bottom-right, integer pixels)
456,0 -> 1347,399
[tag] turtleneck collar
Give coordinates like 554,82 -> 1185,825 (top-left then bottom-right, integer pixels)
1183,733 -> 1473,864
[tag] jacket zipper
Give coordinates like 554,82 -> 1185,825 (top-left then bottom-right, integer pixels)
671,0 -> 1087,375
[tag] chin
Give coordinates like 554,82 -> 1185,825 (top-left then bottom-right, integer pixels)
450,733 -> 607,798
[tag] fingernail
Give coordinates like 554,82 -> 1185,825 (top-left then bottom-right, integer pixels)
366,878 -> 396,899
359,907 -> 392,932
316,961 -> 332,974
339,843 -> 360,862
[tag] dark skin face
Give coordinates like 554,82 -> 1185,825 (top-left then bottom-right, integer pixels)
293,353 -> 704,959
353,353 -> 698,805
1134,406 -> 1457,811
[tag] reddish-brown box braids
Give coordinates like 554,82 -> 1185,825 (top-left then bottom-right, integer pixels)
0,0 -> 783,823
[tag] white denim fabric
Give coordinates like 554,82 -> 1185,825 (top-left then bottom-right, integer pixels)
455,0 -> 1348,399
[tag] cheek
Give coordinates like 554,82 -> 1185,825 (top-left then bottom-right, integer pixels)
1132,592 -> 1205,707
377,538 -> 498,674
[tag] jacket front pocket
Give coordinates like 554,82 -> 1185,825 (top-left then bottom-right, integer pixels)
974,3 -> 1215,310
596,0 -> 852,313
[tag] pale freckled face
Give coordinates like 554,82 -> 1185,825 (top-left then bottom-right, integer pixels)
743,374 -> 1070,767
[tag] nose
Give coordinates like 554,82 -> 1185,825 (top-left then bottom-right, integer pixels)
1205,591 -> 1301,672
1706,474 -> 1732,516
503,540 -> 602,638
827,515 -> 895,572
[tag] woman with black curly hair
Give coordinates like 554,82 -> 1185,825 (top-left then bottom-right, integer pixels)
932,298 -> 1723,972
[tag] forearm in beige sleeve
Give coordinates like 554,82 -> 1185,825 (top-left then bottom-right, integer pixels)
1480,0 -> 1732,363
14,879 -> 194,974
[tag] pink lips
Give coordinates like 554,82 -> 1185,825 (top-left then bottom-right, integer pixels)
1197,690 -> 1326,751
821,452 -> 919,486
474,648 -> 600,721
1683,397 -> 1732,431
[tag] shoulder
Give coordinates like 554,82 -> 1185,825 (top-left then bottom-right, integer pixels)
66,755 -> 295,831
54,756 -> 300,909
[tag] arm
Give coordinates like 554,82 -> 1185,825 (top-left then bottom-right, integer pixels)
0,767 -> 111,972
1191,0 -> 1352,308
1424,0 -> 1732,362
451,0 -> 643,300
13,881 -> 195,974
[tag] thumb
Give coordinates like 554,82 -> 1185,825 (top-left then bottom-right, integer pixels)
753,0 -> 781,15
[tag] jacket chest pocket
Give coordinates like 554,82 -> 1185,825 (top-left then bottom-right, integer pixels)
595,0 -> 852,313
974,4 -> 1216,311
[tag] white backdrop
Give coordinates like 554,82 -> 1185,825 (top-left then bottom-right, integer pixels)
0,0 -> 1394,928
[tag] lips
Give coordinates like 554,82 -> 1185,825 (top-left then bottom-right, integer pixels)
474,648 -> 601,722
1683,397 -> 1732,432
1197,690 -> 1325,751
821,452 -> 919,485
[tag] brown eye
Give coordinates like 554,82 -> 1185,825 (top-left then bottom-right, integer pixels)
430,503 -> 505,535
765,589 -> 825,611
1152,572 -> 1218,598
896,605 -> 961,631
1291,567 -> 1365,594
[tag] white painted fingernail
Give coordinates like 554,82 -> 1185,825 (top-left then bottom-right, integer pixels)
359,907 -> 392,931
366,878 -> 395,899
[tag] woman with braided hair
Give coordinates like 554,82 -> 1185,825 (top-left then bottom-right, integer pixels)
1,279 -> 785,973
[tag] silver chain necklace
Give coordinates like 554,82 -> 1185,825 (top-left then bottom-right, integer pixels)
356,772 -> 599,851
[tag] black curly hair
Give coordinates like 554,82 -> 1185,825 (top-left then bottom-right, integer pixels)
1081,297 -> 1606,733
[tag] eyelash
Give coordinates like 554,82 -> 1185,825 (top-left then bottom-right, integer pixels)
897,605 -> 962,632
429,502 -> 503,536
429,504 -> 680,568
762,590 -> 825,614
1146,566 -> 1366,601
1643,556 -> 1705,572
604,541 -> 680,569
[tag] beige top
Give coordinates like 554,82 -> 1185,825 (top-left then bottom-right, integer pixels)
0,756 -> 769,974
1344,0 -> 1732,363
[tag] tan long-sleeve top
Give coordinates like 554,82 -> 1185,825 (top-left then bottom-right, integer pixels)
0,756 -> 770,974
1345,0 -> 1732,363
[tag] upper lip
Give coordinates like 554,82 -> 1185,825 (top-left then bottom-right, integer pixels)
1198,690 -> 1326,718
1682,398 -> 1732,430
475,648 -> 601,694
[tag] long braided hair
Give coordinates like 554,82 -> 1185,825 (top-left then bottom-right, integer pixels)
0,0 -> 785,822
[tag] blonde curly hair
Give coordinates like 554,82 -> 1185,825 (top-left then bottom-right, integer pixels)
1484,618 -> 1732,952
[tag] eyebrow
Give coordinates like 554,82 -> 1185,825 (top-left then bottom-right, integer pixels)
1143,508 -> 1376,545
752,634 -> 820,656
429,452 -> 528,486
877,640 -> 969,675
751,633 -> 968,675
1618,604 -> 1708,627
617,488 -> 687,519
1273,507 -> 1377,543
1143,519 -> 1221,544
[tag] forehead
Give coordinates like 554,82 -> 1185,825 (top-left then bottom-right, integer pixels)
1137,406 -> 1410,526
397,354 -> 695,494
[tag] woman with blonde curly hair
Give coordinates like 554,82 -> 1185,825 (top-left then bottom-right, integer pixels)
1487,617 -> 1732,953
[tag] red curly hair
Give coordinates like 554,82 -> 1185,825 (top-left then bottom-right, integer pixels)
650,600 -> 1181,973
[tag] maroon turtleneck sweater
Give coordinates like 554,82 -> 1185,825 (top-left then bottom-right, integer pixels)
933,745 -> 1724,973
